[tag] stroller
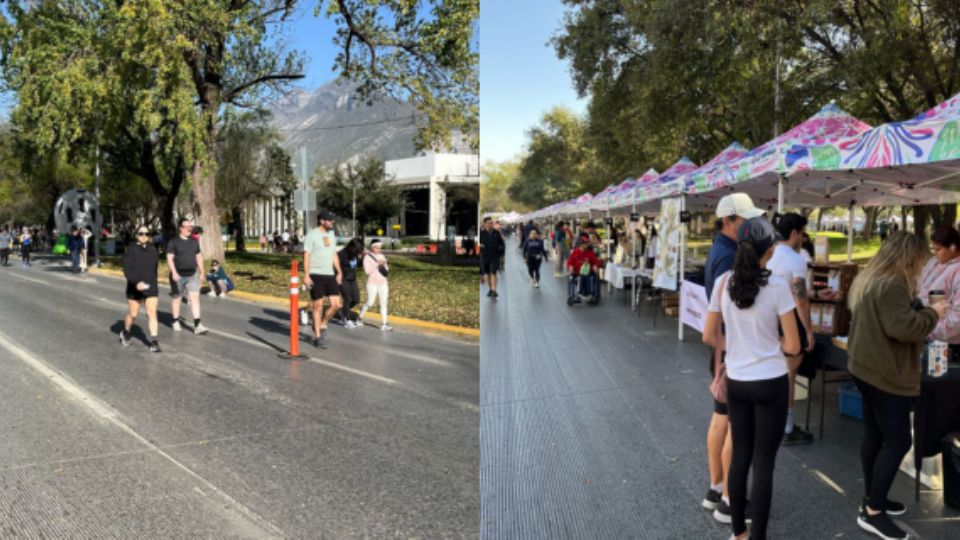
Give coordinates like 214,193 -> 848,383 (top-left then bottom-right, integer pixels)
567,267 -> 601,306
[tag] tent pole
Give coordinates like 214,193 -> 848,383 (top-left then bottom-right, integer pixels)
679,193 -> 687,342
847,204 -> 854,263
606,209 -> 612,294
631,191 -> 638,311
777,174 -> 785,213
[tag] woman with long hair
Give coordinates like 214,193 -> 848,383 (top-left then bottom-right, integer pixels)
359,241 -> 392,331
848,231 -> 945,540
523,229 -> 548,288
337,237 -> 364,328
703,217 -> 800,540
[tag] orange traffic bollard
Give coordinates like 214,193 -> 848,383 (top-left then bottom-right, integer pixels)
281,260 -> 306,359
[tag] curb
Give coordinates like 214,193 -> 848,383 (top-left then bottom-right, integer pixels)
87,267 -> 480,340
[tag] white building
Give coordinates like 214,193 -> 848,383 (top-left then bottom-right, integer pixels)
384,151 -> 480,241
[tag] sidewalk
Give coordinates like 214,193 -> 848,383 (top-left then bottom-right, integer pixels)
481,240 -> 959,539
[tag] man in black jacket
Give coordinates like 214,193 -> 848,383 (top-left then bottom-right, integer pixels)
480,217 -> 505,297
121,226 -> 162,352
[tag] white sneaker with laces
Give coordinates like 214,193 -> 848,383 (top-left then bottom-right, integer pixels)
206,291 -> 216,297
381,324 -> 393,332
345,320 -> 356,329
172,320 -> 182,332
194,323 -> 209,335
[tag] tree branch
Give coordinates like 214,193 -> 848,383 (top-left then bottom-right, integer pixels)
223,72 -> 304,103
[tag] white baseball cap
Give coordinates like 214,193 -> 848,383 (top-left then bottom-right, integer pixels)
716,193 -> 765,219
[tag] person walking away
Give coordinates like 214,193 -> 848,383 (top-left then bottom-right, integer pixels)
259,233 -> 268,252
847,231 -> 945,540
703,217 -> 800,540
19,228 -> 32,267
337,237 -> 364,328
554,221 -> 568,277
205,260 -> 234,297
0,226 -> 10,266
80,227 -> 92,271
767,213 -> 816,445
702,193 -> 765,523
303,210 -> 343,347
166,218 -> 208,334
359,240 -> 392,331
494,221 -> 506,273
479,217 -> 504,297
120,227 -> 162,352
68,227 -> 84,273
523,229 -> 548,288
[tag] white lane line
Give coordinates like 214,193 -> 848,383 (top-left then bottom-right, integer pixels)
0,329 -> 284,538
8,272 -> 48,285
206,328 -> 399,386
811,468 -> 845,495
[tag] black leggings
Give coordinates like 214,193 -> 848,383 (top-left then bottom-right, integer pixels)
526,256 -> 542,282
21,245 -> 30,264
853,376 -> 913,512
727,374 -> 789,539
340,280 -> 360,320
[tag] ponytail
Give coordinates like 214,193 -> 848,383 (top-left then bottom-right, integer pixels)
728,240 -> 770,309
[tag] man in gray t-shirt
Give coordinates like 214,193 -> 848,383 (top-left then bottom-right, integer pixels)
0,227 -> 10,266
303,210 -> 343,348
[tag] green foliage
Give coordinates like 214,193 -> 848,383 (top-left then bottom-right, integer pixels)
313,158 -> 402,234
216,110 -> 296,212
480,159 -> 526,213
318,0 -> 479,150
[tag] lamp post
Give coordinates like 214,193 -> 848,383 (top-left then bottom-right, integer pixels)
94,147 -> 101,268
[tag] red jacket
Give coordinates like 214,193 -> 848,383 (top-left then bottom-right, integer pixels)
567,247 -> 601,273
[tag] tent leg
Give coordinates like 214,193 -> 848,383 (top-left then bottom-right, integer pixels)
847,205 -> 854,263
679,194 -> 686,342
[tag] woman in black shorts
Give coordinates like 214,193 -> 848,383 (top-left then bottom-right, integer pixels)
121,226 -> 161,352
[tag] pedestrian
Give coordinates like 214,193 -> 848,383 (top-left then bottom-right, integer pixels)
303,210 -> 343,347
494,220 -> 506,273
847,231 -> 945,540
68,226 -> 84,273
702,193 -> 765,524
0,226 -> 10,266
767,213 -> 816,446
523,229 -> 548,288
479,217 -> 504,297
878,220 -> 889,242
80,227 -> 92,271
282,230 -> 291,253
553,221 -> 569,277
120,226 -> 162,353
205,260 -> 234,297
259,232 -> 268,252
273,230 -> 282,253
645,226 -> 658,270
359,240 -> 392,331
703,216 -> 800,540
19,228 -> 32,267
337,237 -> 364,328
166,218 -> 208,334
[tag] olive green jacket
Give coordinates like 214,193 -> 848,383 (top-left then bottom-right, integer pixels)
848,276 -> 939,397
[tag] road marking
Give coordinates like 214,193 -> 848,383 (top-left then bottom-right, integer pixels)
811,468 -> 845,495
8,272 -> 48,285
0,329 -> 284,538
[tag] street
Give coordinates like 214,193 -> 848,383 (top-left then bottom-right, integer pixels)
0,256 -> 478,538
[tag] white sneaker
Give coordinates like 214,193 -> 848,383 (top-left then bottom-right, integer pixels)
218,292 -> 226,298
381,324 -> 393,332
535,282 -> 540,288
345,320 -> 356,329
300,310 -> 309,325
206,291 -> 216,297
194,323 -> 209,335
172,320 -> 182,332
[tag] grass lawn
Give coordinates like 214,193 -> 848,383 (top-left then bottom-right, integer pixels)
100,251 -> 479,328
688,231 -> 883,264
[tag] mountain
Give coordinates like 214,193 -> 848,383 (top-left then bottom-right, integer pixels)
268,80 -> 473,176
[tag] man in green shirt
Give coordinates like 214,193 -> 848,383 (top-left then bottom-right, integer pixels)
303,210 -> 343,348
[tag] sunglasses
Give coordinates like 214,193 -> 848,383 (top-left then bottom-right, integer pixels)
137,231 -> 150,236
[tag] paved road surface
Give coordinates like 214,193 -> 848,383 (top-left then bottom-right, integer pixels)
481,239 -> 959,539
0,255 -> 478,538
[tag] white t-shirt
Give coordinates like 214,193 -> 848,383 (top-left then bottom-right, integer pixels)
708,271 -> 796,381
766,244 -> 808,289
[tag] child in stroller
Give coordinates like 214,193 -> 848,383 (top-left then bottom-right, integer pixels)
566,235 -> 602,305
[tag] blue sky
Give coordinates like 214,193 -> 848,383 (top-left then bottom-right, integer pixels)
480,0 -> 587,164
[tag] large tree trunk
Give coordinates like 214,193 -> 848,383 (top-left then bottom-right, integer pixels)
192,159 -> 224,263
862,206 -> 878,240
915,205 -> 932,241
232,206 -> 246,252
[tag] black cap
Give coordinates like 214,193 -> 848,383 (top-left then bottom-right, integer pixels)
318,210 -> 336,222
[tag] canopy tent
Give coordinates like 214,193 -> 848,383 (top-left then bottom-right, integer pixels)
589,178 -> 635,212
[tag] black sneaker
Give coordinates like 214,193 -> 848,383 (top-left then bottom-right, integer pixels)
313,336 -> 326,349
861,497 -> 907,517
858,507 -> 907,539
491,290 -> 499,298
783,425 -> 814,446
702,488 -> 722,510
149,341 -> 161,353
713,499 -> 751,524
119,330 -> 131,347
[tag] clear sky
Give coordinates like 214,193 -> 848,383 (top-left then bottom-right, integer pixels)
480,0 -> 587,164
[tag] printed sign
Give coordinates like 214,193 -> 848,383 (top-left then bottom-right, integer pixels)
680,280 -> 708,333
653,197 -> 682,291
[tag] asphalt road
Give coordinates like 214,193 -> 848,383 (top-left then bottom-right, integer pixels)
0,255 -> 478,538
481,238 -> 959,539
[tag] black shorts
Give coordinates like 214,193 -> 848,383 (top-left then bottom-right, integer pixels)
309,275 -> 341,300
777,309 -> 810,352
126,283 -> 158,301
709,348 -> 728,415
480,257 -> 500,275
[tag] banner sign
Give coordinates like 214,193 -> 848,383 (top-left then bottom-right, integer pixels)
680,280 -> 709,333
653,197 -> 682,290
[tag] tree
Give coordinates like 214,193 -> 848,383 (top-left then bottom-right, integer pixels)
314,158 -> 401,236
216,111 -> 296,252
481,159 -> 527,214
508,106 -> 601,209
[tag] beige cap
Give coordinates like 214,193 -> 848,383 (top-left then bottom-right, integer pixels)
716,193 -> 764,219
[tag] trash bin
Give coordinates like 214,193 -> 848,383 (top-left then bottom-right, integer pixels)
943,433 -> 960,511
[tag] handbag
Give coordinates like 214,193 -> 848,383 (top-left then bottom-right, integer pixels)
368,254 -> 388,278
709,274 -> 730,404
